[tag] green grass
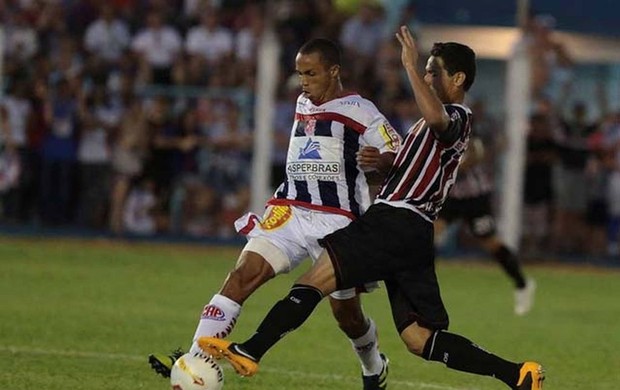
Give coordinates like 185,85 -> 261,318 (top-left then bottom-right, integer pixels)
0,237 -> 618,389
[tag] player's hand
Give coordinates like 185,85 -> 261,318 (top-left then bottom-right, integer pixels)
395,25 -> 419,69
357,146 -> 381,172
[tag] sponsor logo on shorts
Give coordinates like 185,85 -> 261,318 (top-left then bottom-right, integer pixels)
201,305 -> 226,321
261,205 -> 292,230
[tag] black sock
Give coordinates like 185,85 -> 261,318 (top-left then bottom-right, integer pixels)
493,245 -> 526,289
240,284 -> 323,361
423,330 -> 520,388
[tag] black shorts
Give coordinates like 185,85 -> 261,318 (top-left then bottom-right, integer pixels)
440,194 -> 496,238
319,203 -> 449,332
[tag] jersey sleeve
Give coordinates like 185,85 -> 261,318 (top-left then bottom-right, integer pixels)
434,105 -> 471,146
361,114 -> 401,154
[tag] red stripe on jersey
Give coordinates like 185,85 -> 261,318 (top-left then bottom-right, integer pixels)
295,112 -> 366,134
267,198 -> 356,220
392,120 -> 424,168
412,149 -> 441,198
392,130 -> 434,199
430,157 -> 460,203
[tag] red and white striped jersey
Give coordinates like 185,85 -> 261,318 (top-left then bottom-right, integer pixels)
376,104 -> 473,221
269,93 -> 401,219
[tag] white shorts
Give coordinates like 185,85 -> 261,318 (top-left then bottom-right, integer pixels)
234,204 -> 378,300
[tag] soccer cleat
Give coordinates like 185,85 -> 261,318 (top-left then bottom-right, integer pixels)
148,348 -> 184,378
362,353 -> 389,390
514,361 -> 545,389
198,337 -> 259,377
514,278 -> 536,316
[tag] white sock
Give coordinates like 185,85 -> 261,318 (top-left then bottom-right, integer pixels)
350,318 -> 383,376
189,294 -> 241,354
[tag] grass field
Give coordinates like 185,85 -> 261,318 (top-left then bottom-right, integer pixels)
1,237 -> 619,390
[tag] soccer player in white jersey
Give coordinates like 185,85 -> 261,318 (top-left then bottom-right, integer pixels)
150,38 -> 401,390
200,26 -> 545,390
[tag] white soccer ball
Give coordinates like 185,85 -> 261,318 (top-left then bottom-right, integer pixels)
170,352 -> 224,390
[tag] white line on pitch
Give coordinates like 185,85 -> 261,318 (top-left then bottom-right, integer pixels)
1,345 -> 471,390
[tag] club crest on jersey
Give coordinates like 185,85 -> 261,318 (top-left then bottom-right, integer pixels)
298,138 -> 322,159
260,205 -> 292,230
304,118 -> 317,135
201,305 -> 226,321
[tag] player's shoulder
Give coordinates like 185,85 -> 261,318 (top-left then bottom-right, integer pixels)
338,93 -> 380,110
329,93 -> 384,124
445,103 -> 473,117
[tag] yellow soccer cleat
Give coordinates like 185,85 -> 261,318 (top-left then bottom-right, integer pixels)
515,361 -> 545,389
198,337 -> 259,377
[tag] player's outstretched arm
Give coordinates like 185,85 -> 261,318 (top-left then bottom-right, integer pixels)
395,25 -> 449,133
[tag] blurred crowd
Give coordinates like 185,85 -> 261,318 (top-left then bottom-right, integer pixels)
0,0 -> 618,257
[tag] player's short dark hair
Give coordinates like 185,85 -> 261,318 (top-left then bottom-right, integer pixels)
431,42 -> 477,91
298,38 -> 342,67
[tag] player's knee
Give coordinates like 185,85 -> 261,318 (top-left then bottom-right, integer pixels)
330,300 -> 367,337
400,323 -> 433,357
221,256 -> 274,303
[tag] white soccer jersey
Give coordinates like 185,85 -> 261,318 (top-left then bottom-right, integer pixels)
269,93 -> 401,219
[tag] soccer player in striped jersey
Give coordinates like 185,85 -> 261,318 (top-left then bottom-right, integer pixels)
436,136 -> 536,315
150,38 -> 400,390
199,26 -> 545,390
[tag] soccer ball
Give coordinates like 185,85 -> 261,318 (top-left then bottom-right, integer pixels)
170,352 -> 224,390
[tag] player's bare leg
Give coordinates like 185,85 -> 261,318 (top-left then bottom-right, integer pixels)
149,251 -> 274,378
330,296 -> 388,389
189,250 -> 275,352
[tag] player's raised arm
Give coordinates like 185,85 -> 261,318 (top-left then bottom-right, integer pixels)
396,25 -> 450,133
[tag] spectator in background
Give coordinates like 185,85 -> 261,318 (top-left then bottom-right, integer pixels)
234,3 -> 265,67
522,113 -> 557,257
123,177 -> 158,235
142,96 -> 197,232
168,107 -> 205,235
131,10 -> 183,85
35,2 -> 69,58
76,87 -> 117,229
584,120 -> 612,256
601,112 -> 620,257
180,178 -> 219,237
202,100 -> 252,195
528,14 -> 574,103
83,4 -> 131,66
39,78 -> 79,225
552,102 -> 598,253
185,8 -> 234,84
0,82 -> 33,222
339,1 -> 385,93
3,11 -> 39,64
383,0 -> 421,40
109,96 -> 150,234
311,0 -> 346,39
49,35 -> 83,87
